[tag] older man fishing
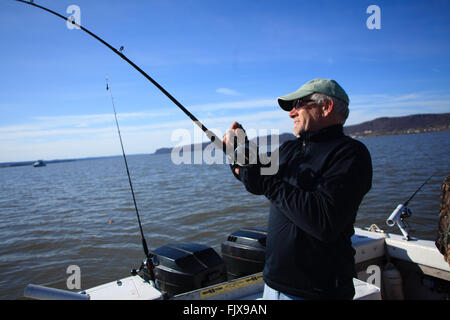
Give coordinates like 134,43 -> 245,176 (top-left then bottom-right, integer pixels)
223,79 -> 373,300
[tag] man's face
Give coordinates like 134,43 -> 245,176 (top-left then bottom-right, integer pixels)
289,97 -> 324,136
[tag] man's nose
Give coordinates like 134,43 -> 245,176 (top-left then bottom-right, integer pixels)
289,107 -> 297,118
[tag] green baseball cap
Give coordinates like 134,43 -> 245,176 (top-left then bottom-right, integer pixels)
278,78 -> 349,111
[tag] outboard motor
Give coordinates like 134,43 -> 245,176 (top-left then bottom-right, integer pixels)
221,227 -> 267,279
150,242 -> 227,297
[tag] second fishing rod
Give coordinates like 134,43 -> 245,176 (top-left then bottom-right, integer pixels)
106,78 -> 156,284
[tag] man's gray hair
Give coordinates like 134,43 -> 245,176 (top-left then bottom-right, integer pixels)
310,93 -> 349,123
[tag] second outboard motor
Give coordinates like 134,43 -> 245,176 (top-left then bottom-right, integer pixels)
221,227 -> 267,279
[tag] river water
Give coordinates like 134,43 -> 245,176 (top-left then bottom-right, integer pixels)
0,131 -> 449,299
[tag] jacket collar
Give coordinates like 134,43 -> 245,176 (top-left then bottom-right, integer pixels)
299,124 -> 344,142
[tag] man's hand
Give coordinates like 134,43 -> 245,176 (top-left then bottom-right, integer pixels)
222,121 -> 246,148
223,121 -> 247,175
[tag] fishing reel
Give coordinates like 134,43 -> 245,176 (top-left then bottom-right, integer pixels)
401,206 -> 412,219
386,204 -> 412,240
131,255 -> 158,287
234,141 -> 258,166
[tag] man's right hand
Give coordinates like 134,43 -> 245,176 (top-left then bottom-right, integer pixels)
222,121 -> 247,150
223,121 -> 248,175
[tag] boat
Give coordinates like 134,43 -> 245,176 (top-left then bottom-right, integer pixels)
13,0 -> 449,302
32,160 -> 46,167
23,203 -> 450,300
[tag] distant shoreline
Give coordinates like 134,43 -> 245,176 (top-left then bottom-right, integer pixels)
347,125 -> 449,139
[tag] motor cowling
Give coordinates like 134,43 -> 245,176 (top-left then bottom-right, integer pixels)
151,242 -> 227,297
221,227 -> 267,279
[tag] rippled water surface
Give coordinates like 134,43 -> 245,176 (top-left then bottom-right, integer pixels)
0,131 -> 449,299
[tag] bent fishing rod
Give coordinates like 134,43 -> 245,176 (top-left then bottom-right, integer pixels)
14,0 -> 228,155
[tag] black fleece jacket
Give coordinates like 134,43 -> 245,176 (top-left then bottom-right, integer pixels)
233,124 -> 372,299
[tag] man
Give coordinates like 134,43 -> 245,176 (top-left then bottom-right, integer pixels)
223,79 -> 373,300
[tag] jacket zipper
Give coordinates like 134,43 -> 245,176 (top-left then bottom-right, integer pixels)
295,139 -> 307,158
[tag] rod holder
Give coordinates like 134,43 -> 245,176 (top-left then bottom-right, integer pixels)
386,204 -> 410,240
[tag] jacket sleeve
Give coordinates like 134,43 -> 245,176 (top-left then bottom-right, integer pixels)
229,164 -> 242,181
233,144 -> 287,195
239,142 -> 372,243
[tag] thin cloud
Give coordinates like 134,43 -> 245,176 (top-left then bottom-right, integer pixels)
0,111 -> 170,134
34,111 -> 169,126
190,98 -> 276,112
216,88 -> 242,96
346,91 -> 450,125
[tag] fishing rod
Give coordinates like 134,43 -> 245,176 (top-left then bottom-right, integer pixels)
106,78 -> 156,283
386,173 -> 434,240
14,0 -> 229,156
403,173 -> 434,207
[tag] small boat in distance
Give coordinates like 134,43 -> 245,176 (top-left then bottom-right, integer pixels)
32,160 -> 46,167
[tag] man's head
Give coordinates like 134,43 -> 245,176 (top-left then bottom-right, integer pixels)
277,79 -> 349,136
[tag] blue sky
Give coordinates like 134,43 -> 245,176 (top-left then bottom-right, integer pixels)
1,0 -> 449,162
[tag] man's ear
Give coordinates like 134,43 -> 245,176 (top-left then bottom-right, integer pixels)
322,98 -> 334,117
